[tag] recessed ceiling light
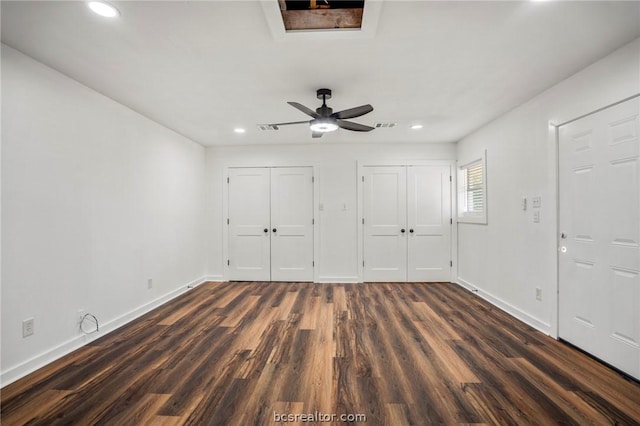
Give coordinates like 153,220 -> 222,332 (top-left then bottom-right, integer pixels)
88,1 -> 120,18
410,124 -> 423,130
234,128 -> 246,134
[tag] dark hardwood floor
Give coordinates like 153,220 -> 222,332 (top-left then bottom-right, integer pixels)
2,282 -> 639,425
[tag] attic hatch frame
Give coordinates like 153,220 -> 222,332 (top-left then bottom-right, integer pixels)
260,0 -> 383,40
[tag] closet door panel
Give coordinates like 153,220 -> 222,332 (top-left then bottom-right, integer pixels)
271,167 -> 314,282
228,168 -> 271,281
407,165 -> 452,282
363,166 -> 407,282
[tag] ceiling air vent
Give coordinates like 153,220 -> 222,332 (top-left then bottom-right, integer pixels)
257,124 -> 279,131
374,122 -> 397,128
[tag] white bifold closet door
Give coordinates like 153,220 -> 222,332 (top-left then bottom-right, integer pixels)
227,167 -> 314,282
559,96 -> 640,380
363,165 -> 451,282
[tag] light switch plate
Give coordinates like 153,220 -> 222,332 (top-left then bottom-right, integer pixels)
532,196 -> 541,208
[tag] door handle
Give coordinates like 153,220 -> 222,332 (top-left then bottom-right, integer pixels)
272,228 -> 277,233
401,229 -> 406,233
409,229 -> 414,233
264,228 -> 269,233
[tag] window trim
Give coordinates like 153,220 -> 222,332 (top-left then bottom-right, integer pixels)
457,150 -> 487,225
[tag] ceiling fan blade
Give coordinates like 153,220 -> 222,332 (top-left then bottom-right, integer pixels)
337,119 -> 375,132
312,131 -> 323,138
332,104 -> 373,119
266,120 -> 310,128
288,102 -> 320,118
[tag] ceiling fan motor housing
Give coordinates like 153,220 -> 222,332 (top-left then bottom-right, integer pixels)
316,106 -> 333,116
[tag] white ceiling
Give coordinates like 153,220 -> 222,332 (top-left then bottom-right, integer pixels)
2,1 -> 639,146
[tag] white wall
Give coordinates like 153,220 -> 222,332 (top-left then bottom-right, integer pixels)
205,143 -> 456,282
1,45 -> 207,385
456,38 -> 640,335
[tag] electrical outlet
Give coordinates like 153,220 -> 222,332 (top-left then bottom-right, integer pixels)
536,288 -> 542,301
147,278 -> 153,289
533,210 -> 541,223
521,197 -> 527,211
22,318 -> 34,337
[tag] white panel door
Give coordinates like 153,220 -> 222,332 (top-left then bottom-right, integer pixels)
363,166 -> 408,282
407,166 -> 452,282
228,168 -> 271,281
270,167 -> 314,282
559,97 -> 640,380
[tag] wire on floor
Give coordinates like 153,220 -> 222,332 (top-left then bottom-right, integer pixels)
80,313 -> 99,334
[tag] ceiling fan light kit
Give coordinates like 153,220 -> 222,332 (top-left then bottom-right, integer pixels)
309,118 -> 339,133
265,88 -> 375,138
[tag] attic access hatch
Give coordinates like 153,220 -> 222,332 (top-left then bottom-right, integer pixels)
261,0 -> 380,39
279,0 -> 365,31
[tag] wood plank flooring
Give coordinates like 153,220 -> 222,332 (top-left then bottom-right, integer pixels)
2,282 -> 640,425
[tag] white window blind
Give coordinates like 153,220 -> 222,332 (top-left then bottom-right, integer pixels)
458,152 -> 487,224
465,161 -> 484,213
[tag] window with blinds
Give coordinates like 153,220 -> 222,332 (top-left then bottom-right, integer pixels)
458,152 -> 487,224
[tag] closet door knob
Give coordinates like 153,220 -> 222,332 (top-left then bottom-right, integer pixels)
264,228 -> 269,233
409,229 -> 414,233
272,228 -> 277,233
401,229 -> 406,233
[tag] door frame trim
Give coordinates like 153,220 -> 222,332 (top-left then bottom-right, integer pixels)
357,160 -> 457,283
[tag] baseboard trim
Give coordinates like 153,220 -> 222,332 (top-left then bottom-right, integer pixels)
317,276 -> 360,284
456,277 -> 551,335
1,276 -> 210,388
201,275 -> 224,282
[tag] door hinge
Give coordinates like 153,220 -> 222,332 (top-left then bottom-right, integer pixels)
312,261 -> 315,267
227,218 -> 230,225
362,218 -> 365,225
312,176 -> 315,183
450,218 -> 452,225
449,175 -> 452,182
227,177 -> 229,184
450,260 -> 453,267
362,176 -> 364,182
227,259 -> 230,266
312,218 -> 315,225
363,260 -> 365,267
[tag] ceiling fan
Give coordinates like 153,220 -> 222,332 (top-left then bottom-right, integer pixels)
265,88 -> 374,138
